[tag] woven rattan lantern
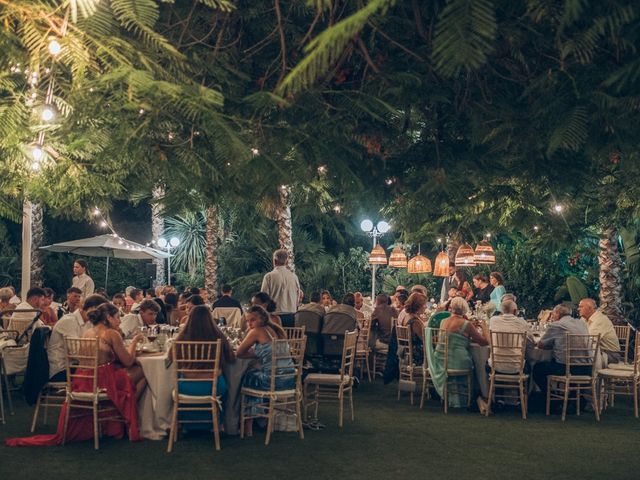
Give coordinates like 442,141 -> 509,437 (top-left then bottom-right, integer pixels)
388,246 -> 408,268
454,243 -> 476,267
433,251 -> 450,277
407,253 -> 432,274
474,240 -> 496,265
368,244 -> 388,265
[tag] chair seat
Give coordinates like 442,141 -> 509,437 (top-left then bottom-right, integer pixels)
447,369 -> 471,376
68,390 -> 110,401
177,394 -> 217,403
494,373 -> 529,381
45,381 -> 67,389
608,363 -> 634,371
598,368 -> 636,379
241,387 -> 297,398
305,373 -> 351,386
549,375 -> 593,383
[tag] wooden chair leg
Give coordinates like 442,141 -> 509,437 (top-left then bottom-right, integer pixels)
546,378 -> 551,416
338,387 -> 344,428
366,355 -> 372,382
634,382 -> 639,419
31,391 -> 43,432
212,403 -> 221,451
314,385 -> 320,419
420,376 -> 427,410
467,374 -> 472,407
62,402 -> 71,445
2,366 -> 14,415
486,375 -> 495,417
295,396 -> 304,440
167,403 -> 178,452
239,394 -> 246,438
591,383 -> 600,422
93,404 -> 100,450
519,381 -> 527,420
264,399 -> 275,445
443,380 -> 448,414
349,388 -> 355,421
561,382 -> 570,421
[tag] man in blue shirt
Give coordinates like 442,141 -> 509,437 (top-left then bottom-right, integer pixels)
532,304 -> 592,394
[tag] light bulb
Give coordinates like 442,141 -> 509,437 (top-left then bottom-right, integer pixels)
48,39 -> 62,56
100,221 -> 107,228
41,107 -> 54,121
93,207 -> 100,216
554,204 -> 563,213
251,147 -> 259,156
360,219 -> 373,232
32,146 -> 44,161
157,238 -> 168,248
377,221 -> 390,234
170,237 -> 180,247
31,160 -> 41,171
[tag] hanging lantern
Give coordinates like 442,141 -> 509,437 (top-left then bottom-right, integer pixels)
474,240 -> 496,264
454,243 -> 476,267
388,246 -> 408,268
433,251 -> 450,277
407,253 -> 432,274
368,244 -> 387,265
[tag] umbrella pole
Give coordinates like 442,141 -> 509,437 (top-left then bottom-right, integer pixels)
105,256 -> 110,293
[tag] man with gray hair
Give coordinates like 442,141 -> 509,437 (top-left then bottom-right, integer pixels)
532,304 -> 591,394
488,299 -> 535,373
578,298 -> 621,364
260,248 -> 301,328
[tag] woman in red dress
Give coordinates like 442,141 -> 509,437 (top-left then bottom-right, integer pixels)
6,302 -> 145,446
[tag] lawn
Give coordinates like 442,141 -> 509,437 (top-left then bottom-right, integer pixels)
1,380 -> 639,480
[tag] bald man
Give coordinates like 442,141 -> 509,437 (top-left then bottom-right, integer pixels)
578,298 -> 621,364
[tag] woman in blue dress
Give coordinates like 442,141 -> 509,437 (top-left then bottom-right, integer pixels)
489,271 -> 506,312
174,305 -> 234,428
237,305 -> 294,436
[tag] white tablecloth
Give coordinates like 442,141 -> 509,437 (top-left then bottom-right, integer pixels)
136,352 -> 253,440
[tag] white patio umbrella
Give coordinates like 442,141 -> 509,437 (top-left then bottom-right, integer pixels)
40,234 -> 171,289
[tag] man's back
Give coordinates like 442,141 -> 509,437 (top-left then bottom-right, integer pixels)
489,313 -> 533,373
261,266 -> 299,314
371,305 -> 397,344
539,315 -> 590,364
586,310 -> 619,353
212,295 -> 243,312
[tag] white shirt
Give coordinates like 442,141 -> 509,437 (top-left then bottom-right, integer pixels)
72,273 -> 95,300
488,314 -> 534,373
10,301 -> 44,330
260,266 -> 300,314
9,295 -> 21,305
120,313 -> 144,339
48,310 -> 91,379
584,310 -> 620,354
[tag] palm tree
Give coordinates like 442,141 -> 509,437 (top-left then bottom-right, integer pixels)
205,204 -> 219,299
151,185 -> 166,286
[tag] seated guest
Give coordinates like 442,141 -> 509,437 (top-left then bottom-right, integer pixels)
153,297 -> 168,324
488,299 -> 535,373
394,290 -> 410,325
84,302 -> 147,400
298,291 -> 326,316
426,297 -> 489,410
57,287 -> 83,319
39,288 -> 58,326
410,284 -> 429,298
212,284 -> 243,314
532,304 -> 591,394
371,294 -> 397,350
455,270 -> 474,301
124,286 -> 135,313
112,293 -> 126,315
249,292 -> 282,327
320,290 -> 336,310
354,292 -> 373,317
120,299 -> 161,338
327,293 -> 359,322
472,273 -> 494,304
0,287 -> 17,313
164,292 -> 181,326
401,292 -> 428,366
173,305 -> 234,428
48,294 -> 109,382
11,287 -> 46,328
578,298 -> 621,364
179,294 -> 206,325
129,288 -> 144,313
237,305 -> 294,437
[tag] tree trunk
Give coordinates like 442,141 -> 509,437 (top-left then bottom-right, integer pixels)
205,204 -> 219,300
151,186 -> 166,286
276,185 -> 295,271
30,202 -> 44,287
598,227 -> 624,324
447,234 -> 460,266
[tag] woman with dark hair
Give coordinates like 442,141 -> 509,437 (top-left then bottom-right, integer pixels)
72,258 -> 94,300
173,305 -> 234,428
237,305 -> 294,436
489,272 -> 506,309
251,291 -> 282,327
152,297 -> 168,324
454,270 -> 474,301
164,292 -> 181,326
402,292 -> 428,365
179,294 -> 205,325
6,300 -> 144,446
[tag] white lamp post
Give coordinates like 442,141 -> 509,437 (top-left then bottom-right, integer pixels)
157,236 -> 180,285
360,219 -> 390,299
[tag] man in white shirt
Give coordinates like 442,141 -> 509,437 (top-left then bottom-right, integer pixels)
8,286 -> 21,305
578,298 -> 621,364
48,294 -> 109,381
260,249 -> 301,328
120,299 -> 160,338
10,287 -> 46,332
488,299 -> 535,373
354,292 -> 373,318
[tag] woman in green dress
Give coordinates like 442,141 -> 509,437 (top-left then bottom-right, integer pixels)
426,297 -> 489,409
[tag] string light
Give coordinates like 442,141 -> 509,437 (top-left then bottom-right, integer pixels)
31,160 -> 41,172
31,146 -> 44,161
251,147 -> 259,156
41,106 -> 55,122
317,165 -> 327,174
554,204 -> 563,213
534,225 -> 539,232
48,39 -> 62,56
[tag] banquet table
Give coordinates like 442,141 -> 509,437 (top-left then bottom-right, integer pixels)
137,351 -> 253,440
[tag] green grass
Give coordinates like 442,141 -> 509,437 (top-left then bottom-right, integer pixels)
1,381 -> 640,480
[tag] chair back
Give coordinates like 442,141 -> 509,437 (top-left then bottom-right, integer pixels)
211,307 -> 242,328
267,338 -> 299,392
632,330 -> 640,377
356,318 -> 371,353
283,326 -> 306,340
286,337 -> 307,390
339,330 -> 358,381
171,340 -> 222,397
283,328 -> 306,359
396,324 -> 413,366
564,333 -> 600,378
295,309 -> 323,356
614,325 -> 631,362
8,309 -> 41,343
423,327 -> 440,369
428,311 -> 450,329
321,311 -> 356,356
434,328 -> 452,371
488,331 -> 526,375
64,337 -> 99,396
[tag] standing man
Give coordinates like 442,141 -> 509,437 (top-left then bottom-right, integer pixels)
260,249 -> 301,328
71,258 -> 94,300
439,264 -> 458,304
